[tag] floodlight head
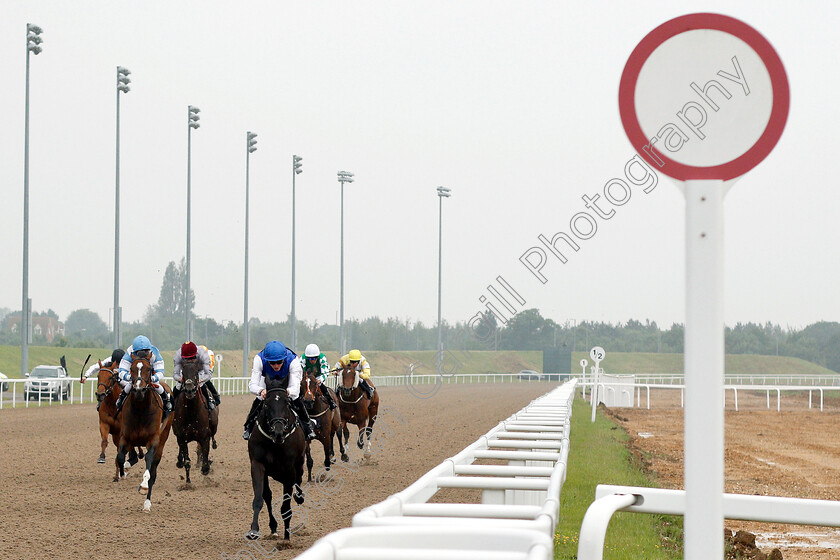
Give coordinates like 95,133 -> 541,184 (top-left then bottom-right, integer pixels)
118,75 -> 131,85
189,106 -> 200,114
27,24 -> 43,34
117,66 -> 131,76
118,85 -> 130,93
27,34 -> 43,45
189,122 -> 200,129
28,45 -> 42,55
293,155 -> 302,163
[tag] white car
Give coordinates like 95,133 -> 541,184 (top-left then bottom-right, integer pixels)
24,366 -> 70,401
0,372 -> 8,392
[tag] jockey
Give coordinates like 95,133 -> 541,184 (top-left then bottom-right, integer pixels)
80,348 -> 125,411
334,349 -> 375,399
172,342 -> 221,411
298,343 -> 336,410
242,340 -> 315,442
114,335 -> 172,419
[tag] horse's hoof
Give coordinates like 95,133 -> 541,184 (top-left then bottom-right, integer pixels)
97,457 -> 106,464
112,477 -> 119,482
245,531 -> 261,541
201,466 -> 210,476
142,499 -> 151,513
211,440 -> 218,450
124,461 -> 131,469
357,441 -> 364,450
176,460 -> 183,468
341,454 -> 349,462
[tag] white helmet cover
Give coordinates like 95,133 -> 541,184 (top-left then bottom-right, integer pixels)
304,343 -> 320,358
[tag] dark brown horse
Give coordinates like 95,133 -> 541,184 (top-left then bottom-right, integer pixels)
246,378 -> 306,541
91,362 -> 143,480
172,357 -> 219,484
116,357 -> 173,513
300,372 -> 344,478
337,366 -> 380,458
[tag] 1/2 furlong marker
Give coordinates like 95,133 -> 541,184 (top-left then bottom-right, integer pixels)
618,13 -> 788,560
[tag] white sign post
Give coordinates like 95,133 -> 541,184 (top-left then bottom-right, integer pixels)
589,347 -> 605,423
579,358 -> 588,398
619,13 -> 789,560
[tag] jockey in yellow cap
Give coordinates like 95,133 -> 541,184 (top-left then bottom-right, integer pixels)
334,349 -> 375,399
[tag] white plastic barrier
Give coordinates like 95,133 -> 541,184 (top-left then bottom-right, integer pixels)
578,484 -> 840,560
352,380 -> 577,533
294,379 -> 578,559
294,526 -> 554,560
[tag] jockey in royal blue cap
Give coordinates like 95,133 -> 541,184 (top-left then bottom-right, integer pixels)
242,340 -> 315,441
114,335 -> 173,420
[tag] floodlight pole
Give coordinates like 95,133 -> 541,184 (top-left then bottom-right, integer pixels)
337,171 -> 354,354
436,186 -> 451,376
291,155 -> 302,351
114,65 -> 131,350
185,106 -> 200,341
243,132 -> 257,374
22,23 -> 42,375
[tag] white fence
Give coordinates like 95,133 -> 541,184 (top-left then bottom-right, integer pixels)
0,373 -> 558,410
294,379 -> 577,560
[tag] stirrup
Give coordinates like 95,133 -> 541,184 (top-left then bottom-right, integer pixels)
243,429 -> 251,440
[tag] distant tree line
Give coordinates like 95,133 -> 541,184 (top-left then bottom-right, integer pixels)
3,261 -> 840,373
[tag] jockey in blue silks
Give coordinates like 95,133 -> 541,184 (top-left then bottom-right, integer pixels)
242,340 -> 315,441
114,335 -> 173,419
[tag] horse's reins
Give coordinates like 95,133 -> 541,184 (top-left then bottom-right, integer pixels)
304,376 -> 330,418
257,388 -> 297,443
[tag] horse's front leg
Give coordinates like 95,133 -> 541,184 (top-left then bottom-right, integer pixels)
180,438 -> 192,483
280,482 -> 293,540
139,442 -> 159,512
246,460 -> 266,540
263,473 -> 278,537
305,441 -> 313,482
356,420 -> 366,450
98,422 -> 109,463
199,437 -> 211,476
116,441 -> 128,481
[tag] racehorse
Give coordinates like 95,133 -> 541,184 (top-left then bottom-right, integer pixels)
246,377 -> 306,541
115,356 -> 174,513
300,372 -> 344,479
337,366 -> 379,458
92,362 -> 144,481
172,356 -> 219,484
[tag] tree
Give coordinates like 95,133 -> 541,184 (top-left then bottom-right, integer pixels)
65,309 -> 108,337
149,258 -> 195,319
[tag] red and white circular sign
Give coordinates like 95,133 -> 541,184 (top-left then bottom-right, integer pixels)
619,13 -> 789,181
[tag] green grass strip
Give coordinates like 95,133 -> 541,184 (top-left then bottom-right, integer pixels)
554,396 -> 683,559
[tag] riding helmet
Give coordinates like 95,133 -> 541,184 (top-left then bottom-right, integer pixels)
264,340 -> 287,362
181,341 -> 198,358
348,349 -> 362,361
111,348 -> 126,364
305,344 -> 320,358
132,335 -> 151,351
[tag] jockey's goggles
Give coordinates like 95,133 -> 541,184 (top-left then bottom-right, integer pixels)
348,360 -> 360,365
133,349 -> 150,359
268,360 -> 285,366
306,355 -> 318,360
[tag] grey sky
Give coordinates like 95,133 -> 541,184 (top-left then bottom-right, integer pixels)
1,1 -> 838,331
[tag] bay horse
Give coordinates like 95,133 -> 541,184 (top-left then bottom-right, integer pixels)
337,366 -> 379,458
246,377 -> 306,541
172,357 -> 219,484
300,372 -> 344,479
92,361 -> 143,481
116,356 -> 174,513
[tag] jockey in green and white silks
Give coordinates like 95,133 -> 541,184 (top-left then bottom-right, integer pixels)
298,344 -> 336,410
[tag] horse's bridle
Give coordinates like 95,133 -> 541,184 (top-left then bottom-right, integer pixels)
339,368 -> 364,403
257,388 -> 297,444
303,376 -> 329,417
96,367 -> 119,402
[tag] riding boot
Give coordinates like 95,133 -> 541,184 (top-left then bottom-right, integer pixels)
206,380 -> 221,405
243,397 -> 262,440
201,384 -> 216,411
360,379 -> 375,399
292,398 -> 316,441
161,391 -> 173,420
171,384 -> 181,403
320,382 -> 337,410
113,391 -> 128,418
